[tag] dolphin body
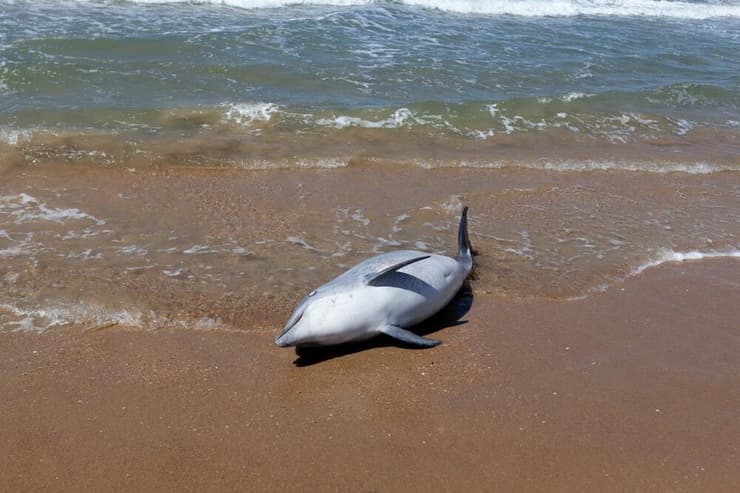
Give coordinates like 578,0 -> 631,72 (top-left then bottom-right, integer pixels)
275,207 -> 473,348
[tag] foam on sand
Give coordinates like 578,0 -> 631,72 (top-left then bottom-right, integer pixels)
632,249 -> 740,276
1,193 -> 106,226
419,159 -> 737,174
0,300 -> 237,334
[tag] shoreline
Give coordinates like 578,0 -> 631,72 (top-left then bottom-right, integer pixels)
2,164 -> 738,305
2,258 -> 739,491
3,125 -> 740,174
3,3 -> 740,490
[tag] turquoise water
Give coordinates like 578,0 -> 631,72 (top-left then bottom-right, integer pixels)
1,0 -> 740,165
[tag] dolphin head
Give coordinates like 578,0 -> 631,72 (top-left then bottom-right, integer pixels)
274,326 -> 299,348
275,289 -> 321,348
275,286 -> 365,348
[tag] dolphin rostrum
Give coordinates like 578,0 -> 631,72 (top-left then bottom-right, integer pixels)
275,207 -> 474,348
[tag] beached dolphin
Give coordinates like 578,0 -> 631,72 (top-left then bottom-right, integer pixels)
275,207 -> 473,348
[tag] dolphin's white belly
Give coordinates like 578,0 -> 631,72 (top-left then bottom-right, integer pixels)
301,254 -> 464,345
379,254 -> 464,326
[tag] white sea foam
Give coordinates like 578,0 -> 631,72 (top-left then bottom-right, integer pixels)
439,195 -> 464,215
121,0 -> 375,7
0,246 -> 29,257
351,209 -> 370,226
0,60 -> 12,95
66,249 -> 103,260
0,302 -> 143,333
231,245 -> 253,256
224,102 -> 280,126
404,0 -> 740,18
672,118 -> 695,136
0,301 -> 237,333
183,244 -> 220,255
116,244 -> 148,256
538,160 -> 734,174
110,0 -> 740,19
236,158 -> 348,169
182,242 -> 253,255
0,128 -> 32,145
286,236 -> 321,251
631,249 -> 740,276
425,159 -> 737,174
0,229 -> 38,258
316,108 -> 414,129
1,193 -> 106,225
560,92 -> 592,102
392,213 -> 409,233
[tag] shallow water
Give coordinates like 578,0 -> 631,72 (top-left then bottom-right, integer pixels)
1,166 -> 738,333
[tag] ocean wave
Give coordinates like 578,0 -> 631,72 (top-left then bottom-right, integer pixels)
420,160 -> 737,174
103,0 -> 740,19
315,108 -> 417,129
403,0 -> 740,18
3,81 -> 737,144
631,248 -> 740,275
0,300 -> 236,333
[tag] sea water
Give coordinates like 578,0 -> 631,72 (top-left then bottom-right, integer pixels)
1,0 -> 739,167
1,0 -> 739,332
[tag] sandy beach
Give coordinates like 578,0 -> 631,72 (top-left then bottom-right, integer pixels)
2,163 -> 739,492
3,2 -> 740,491
1,161 -> 739,491
2,253 -> 739,492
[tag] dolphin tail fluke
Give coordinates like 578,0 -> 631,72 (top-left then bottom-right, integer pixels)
457,206 -> 473,271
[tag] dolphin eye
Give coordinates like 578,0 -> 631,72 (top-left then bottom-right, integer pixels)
309,290 -> 317,296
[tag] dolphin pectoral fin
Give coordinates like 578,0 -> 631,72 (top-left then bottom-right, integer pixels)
364,255 -> 431,285
378,324 -> 442,348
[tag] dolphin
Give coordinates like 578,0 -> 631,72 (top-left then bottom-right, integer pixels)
275,207 -> 473,348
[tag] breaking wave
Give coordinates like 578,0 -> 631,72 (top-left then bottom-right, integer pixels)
103,0 -> 740,19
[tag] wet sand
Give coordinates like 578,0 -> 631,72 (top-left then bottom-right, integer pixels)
2,164 -> 738,330
2,258 -> 739,492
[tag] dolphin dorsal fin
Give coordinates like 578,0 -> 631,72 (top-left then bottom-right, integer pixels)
363,255 -> 430,285
456,206 -> 473,272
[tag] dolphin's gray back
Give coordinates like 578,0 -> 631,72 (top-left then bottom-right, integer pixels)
328,250 -> 425,287
330,205 -> 473,288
